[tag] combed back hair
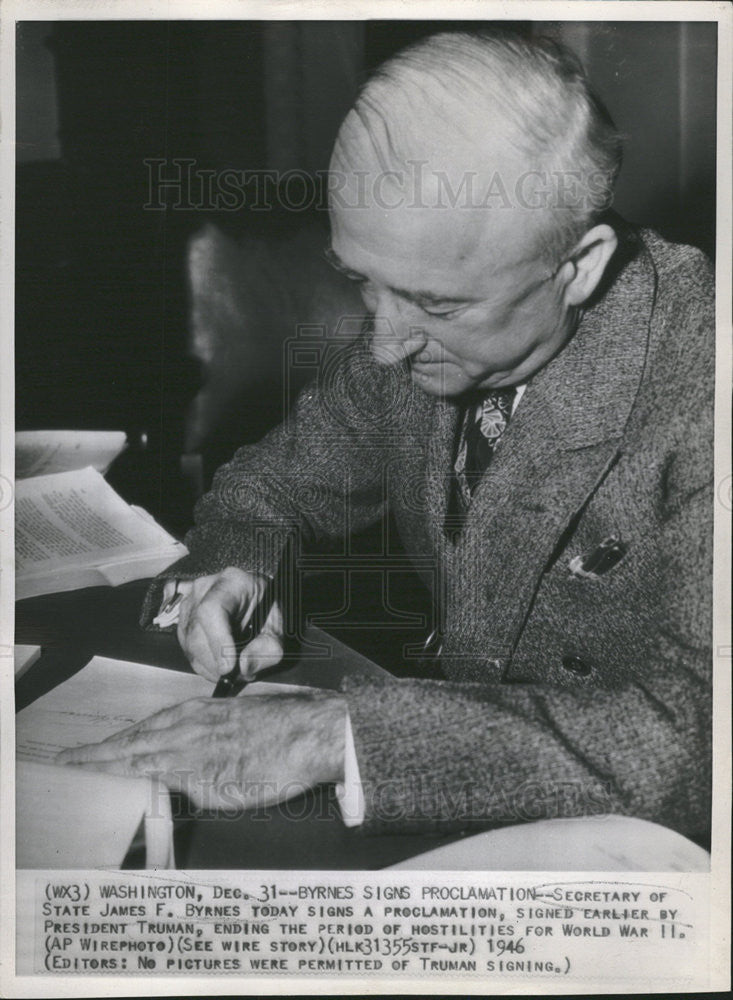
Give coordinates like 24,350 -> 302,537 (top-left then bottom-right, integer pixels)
335,30 -> 624,263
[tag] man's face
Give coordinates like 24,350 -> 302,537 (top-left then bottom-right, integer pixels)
329,177 -> 575,398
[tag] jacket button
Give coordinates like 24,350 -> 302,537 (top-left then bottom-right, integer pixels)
562,655 -> 591,676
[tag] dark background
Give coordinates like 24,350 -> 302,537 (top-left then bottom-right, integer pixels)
15,19 -> 718,520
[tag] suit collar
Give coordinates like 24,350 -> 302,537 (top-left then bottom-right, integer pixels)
518,229 -> 656,453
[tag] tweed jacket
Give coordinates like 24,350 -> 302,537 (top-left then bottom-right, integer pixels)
143,225 -> 714,840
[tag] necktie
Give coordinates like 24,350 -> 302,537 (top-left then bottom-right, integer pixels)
447,386 -> 517,528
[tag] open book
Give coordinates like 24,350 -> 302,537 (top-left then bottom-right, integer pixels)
15,466 -> 187,599
16,429 -> 128,479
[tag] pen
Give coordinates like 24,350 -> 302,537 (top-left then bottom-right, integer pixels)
212,572 -> 279,698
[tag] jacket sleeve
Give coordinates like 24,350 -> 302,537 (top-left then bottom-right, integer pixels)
340,364 -> 714,842
141,336 -> 399,624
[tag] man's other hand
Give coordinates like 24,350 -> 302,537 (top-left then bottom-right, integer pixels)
56,692 -> 346,811
162,568 -> 284,682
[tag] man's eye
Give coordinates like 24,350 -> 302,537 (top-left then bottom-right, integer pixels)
421,303 -> 466,319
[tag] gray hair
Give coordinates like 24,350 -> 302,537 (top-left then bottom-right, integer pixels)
335,30 -> 624,263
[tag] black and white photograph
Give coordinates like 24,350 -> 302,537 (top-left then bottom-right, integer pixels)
1,0 -> 730,994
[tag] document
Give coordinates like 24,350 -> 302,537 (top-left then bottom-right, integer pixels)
15,656 -> 302,868
15,657 -> 206,868
15,466 -> 187,599
16,656 -> 213,763
16,655 -> 303,763
15,429 -> 127,479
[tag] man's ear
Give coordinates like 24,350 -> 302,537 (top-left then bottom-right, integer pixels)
560,224 -> 618,307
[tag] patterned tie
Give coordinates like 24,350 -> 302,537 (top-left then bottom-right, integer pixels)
447,386 -> 517,530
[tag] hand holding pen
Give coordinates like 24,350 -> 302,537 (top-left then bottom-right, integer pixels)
212,572 -> 279,697
155,567 -> 284,695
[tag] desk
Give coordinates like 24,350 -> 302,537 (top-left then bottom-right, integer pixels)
16,581 -> 464,869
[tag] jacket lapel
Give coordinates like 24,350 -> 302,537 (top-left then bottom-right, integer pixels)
438,235 -> 657,669
424,396 -> 460,537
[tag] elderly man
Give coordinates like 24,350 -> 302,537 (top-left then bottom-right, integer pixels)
61,31 -> 713,842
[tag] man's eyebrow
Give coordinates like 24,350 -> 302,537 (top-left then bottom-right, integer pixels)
323,245 -> 476,306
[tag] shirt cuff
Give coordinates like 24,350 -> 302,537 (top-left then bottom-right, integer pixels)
334,713 -> 365,827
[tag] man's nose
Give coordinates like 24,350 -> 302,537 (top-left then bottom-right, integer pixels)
370,292 -> 427,367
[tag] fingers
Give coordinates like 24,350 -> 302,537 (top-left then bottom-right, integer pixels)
58,743 -> 175,778
239,600 -> 284,679
54,692 -> 343,812
104,699 -> 205,741
161,578 -> 190,604
57,721 -> 184,765
182,601 -> 239,682
56,698 -> 214,766
59,752 -> 185,790
239,630 -> 284,679
175,569 -> 284,682
176,571 -> 248,681
161,578 -> 193,612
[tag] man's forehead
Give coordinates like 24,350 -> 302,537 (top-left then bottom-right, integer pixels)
329,125 -> 545,251
329,194 -> 545,300
329,168 -> 546,281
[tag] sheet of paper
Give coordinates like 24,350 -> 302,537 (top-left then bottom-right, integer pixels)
16,760 -> 172,869
13,644 -> 41,678
15,465 -> 183,577
16,657 -> 213,762
15,658 -> 305,869
15,655 -> 304,762
389,815 -> 710,873
15,429 -> 128,478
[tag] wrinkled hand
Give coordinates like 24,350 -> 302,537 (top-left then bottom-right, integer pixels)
162,568 -> 284,682
57,692 -> 346,812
